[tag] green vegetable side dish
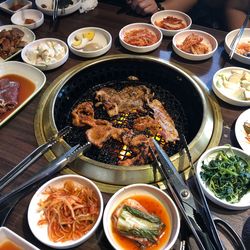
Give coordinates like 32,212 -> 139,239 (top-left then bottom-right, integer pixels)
200,148 -> 250,203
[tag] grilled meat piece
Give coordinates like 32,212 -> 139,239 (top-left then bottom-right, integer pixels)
72,102 -> 95,127
112,198 -> 165,248
148,99 -> 179,142
0,78 -> 19,115
95,85 -> 154,117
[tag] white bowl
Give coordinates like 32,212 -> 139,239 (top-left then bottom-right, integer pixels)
119,23 -> 163,53
151,10 -> 192,37
103,184 -> 180,250
0,61 -> 46,127
225,28 -> 250,65
235,108 -> 250,153
172,29 -> 218,61
11,9 -> 44,30
21,38 -> 69,71
0,0 -> 32,14
67,27 -> 112,58
212,67 -> 250,106
196,146 -> 250,210
28,174 -> 104,249
0,227 -> 39,250
35,0 -> 80,16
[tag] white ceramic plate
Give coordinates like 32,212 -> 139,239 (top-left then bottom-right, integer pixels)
212,67 -> 250,107
0,61 -> 46,127
0,227 -> 39,250
235,109 -> 250,153
196,146 -> 250,210
119,23 -> 162,53
0,25 -> 35,63
103,184 -> 180,250
151,10 -> 192,37
28,175 -> 104,249
21,38 -> 69,71
67,27 -> 112,58
35,0 -> 80,16
172,29 -> 218,61
225,28 -> 250,65
11,9 -> 44,30
0,0 -> 32,14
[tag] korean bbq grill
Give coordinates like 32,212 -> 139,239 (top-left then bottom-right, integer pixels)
35,55 -> 222,190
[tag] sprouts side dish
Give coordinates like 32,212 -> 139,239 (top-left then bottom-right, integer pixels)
37,180 -> 100,242
236,41 -> 250,57
111,196 -> 171,249
215,69 -> 250,101
244,122 -> 250,143
177,33 -> 212,54
200,148 -> 250,203
155,16 -> 187,30
123,28 -> 158,46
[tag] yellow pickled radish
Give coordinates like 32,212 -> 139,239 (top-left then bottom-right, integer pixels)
83,31 -> 95,41
72,39 -> 82,47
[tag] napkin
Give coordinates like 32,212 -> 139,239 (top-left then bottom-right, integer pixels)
79,0 -> 98,13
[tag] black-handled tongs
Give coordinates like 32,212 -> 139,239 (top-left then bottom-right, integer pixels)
152,138 -> 246,250
0,126 -> 71,192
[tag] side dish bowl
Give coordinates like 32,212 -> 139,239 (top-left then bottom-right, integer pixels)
35,0 -> 80,16
21,38 -> 69,71
235,108 -> 250,153
0,0 -> 32,14
151,9 -> 192,36
212,67 -> 250,106
67,27 -> 112,58
196,146 -> 250,210
225,28 -> 250,65
172,29 -> 218,60
11,9 -> 44,30
119,23 -> 163,53
28,174 -> 104,249
0,227 -> 39,250
103,184 -> 180,250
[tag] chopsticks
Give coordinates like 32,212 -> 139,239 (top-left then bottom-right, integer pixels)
0,126 -> 71,192
229,13 -> 250,59
52,0 -> 59,28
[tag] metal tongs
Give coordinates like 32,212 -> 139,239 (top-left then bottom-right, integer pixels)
0,126 -> 71,192
0,142 -> 91,226
151,137 -> 246,250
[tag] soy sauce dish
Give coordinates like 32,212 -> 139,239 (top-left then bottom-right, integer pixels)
28,175 -> 103,249
103,184 -> 180,250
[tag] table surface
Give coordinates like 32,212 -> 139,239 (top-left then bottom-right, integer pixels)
0,2 -> 249,249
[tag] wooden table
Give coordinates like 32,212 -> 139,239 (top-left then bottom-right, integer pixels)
0,2 -> 249,249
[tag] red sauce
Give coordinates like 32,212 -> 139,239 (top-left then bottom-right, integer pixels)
0,240 -> 23,250
9,3 -> 25,11
112,195 -> 172,250
0,74 -> 35,122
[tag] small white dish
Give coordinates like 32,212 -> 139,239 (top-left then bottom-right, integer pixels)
0,0 -> 32,14
67,27 -> 112,58
103,183 -> 180,250
212,67 -> 250,106
21,38 -> 69,71
119,23 -> 162,53
11,9 -> 44,30
151,10 -> 192,37
35,0 -> 80,16
0,61 -> 46,127
196,146 -> 250,210
235,108 -> 250,153
0,227 -> 39,249
28,174 -> 104,249
225,28 -> 250,65
172,29 -> 218,61
0,25 -> 35,62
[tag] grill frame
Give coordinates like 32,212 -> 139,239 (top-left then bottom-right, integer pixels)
34,54 -> 222,191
